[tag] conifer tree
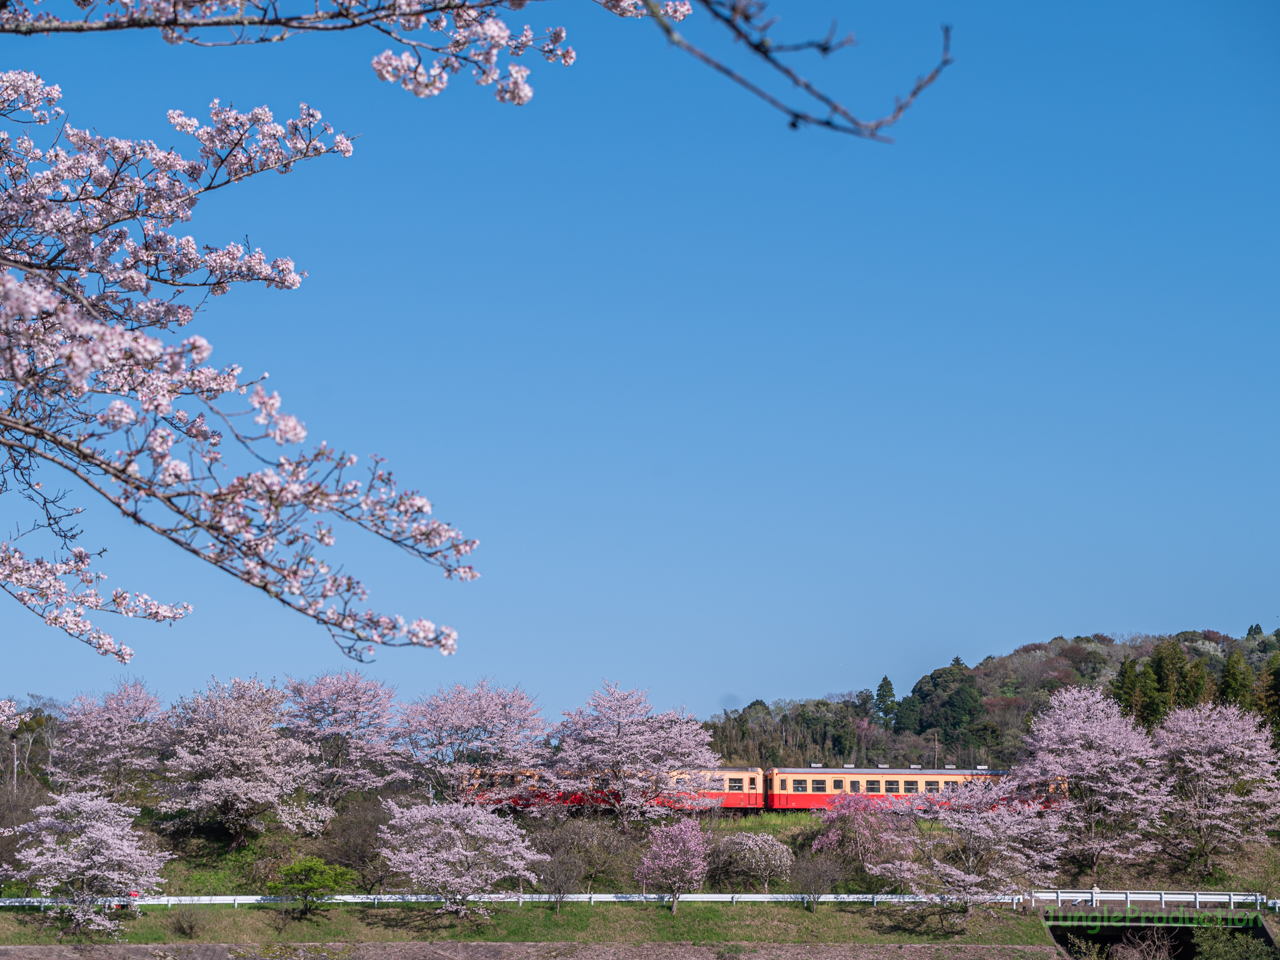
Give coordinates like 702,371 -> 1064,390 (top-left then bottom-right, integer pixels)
1218,651 -> 1255,710
874,677 -> 897,731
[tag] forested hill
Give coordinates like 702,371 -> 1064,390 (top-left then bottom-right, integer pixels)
705,627 -> 1280,770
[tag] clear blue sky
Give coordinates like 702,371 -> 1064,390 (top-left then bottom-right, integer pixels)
2,2 -> 1278,718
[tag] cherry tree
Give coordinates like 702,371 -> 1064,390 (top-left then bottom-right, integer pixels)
285,671 -> 399,807
634,817 -> 711,914
550,682 -> 721,821
0,71 -> 475,664
1,698 -> 29,734
867,779 -> 1061,916
1016,685 -> 1165,881
395,679 -> 545,803
1153,703 -> 1280,875
47,679 -> 162,802
0,2 -> 951,142
160,677 -> 324,846
812,792 -> 905,870
0,791 -> 170,936
378,800 -> 544,916
714,831 -> 792,893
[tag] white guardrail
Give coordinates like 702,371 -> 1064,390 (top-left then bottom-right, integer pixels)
0,890 -> 1272,910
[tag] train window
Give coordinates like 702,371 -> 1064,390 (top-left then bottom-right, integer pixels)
749,777 -> 757,789
728,778 -> 744,792
779,779 -> 787,791
793,779 -> 808,793
903,781 -> 918,794
865,780 -> 880,793
811,780 -> 826,793
832,779 -> 844,791
944,781 -> 959,790
885,780 -> 900,793
765,777 -> 772,791
925,781 -> 940,793
849,781 -> 860,793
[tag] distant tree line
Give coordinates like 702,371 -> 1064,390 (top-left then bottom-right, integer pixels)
706,626 -> 1280,769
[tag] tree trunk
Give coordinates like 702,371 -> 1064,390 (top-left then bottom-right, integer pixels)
671,892 -> 678,915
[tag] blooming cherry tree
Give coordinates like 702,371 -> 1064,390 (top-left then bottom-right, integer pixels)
868,778 -> 1061,913
0,72 -> 475,664
285,671 -> 400,806
1153,703 -> 1280,874
551,682 -> 721,820
395,679 -> 545,803
0,792 -> 170,936
1016,685 -> 1166,881
160,677 -> 324,846
634,817 -> 711,914
0,698 -> 29,734
378,800 -> 544,916
715,831 -> 792,893
47,679 -> 162,802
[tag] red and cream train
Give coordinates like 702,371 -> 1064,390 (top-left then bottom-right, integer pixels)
688,765 -> 1005,811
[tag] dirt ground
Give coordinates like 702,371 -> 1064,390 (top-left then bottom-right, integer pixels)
0,943 -> 1062,960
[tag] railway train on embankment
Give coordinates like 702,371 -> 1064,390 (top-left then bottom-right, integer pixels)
689,765 -> 1005,811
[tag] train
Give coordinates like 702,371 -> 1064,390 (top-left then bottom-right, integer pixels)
685,765 -> 1005,811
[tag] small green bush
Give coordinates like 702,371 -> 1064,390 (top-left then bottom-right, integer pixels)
266,856 -> 358,917
1193,924 -> 1278,960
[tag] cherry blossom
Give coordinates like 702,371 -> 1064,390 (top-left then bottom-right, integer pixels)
378,800 -> 545,916
284,671 -> 401,806
395,678 -> 546,803
0,791 -> 170,936
47,679 -> 163,801
0,72 -> 476,662
812,791 -> 905,869
868,778 -> 1061,908
1017,685 -> 1166,880
550,682 -> 721,820
714,831 -> 792,893
634,817 -> 711,913
160,677 -> 327,846
1153,703 -> 1280,874
0,2 -> 949,141
0,697 -> 30,734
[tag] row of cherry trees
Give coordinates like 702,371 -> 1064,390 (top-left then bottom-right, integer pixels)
806,686 -> 1280,913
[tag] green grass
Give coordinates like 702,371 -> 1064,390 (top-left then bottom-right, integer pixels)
0,902 -> 1053,947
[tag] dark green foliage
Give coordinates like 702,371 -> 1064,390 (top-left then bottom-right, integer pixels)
1219,651 -> 1255,710
892,695 -> 921,735
266,856 -> 357,916
1192,923 -> 1278,960
1112,640 -> 1215,727
874,677 -> 896,730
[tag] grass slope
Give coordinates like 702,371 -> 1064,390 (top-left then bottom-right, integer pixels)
0,903 -> 1052,947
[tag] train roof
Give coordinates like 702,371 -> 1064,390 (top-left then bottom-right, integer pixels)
765,767 -> 1008,775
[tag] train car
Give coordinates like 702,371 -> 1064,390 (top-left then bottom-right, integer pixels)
680,767 -> 765,810
763,766 -> 1005,810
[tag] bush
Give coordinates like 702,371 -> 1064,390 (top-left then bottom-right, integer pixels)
167,905 -> 207,939
1193,925 -> 1278,960
266,856 -> 357,916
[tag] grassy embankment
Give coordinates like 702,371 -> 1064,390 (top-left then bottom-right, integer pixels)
0,902 -> 1052,947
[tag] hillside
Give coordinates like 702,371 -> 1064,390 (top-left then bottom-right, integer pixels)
705,626 -> 1280,770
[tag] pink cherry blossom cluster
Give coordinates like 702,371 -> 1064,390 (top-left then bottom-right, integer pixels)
548,681 -> 723,820
378,801 -> 545,916
0,73 -> 475,662
0,696 -> 30,733
0,792 -> 171,936
634,817 -> 711,913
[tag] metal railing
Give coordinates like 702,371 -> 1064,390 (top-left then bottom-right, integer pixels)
0,889 -> 1271,911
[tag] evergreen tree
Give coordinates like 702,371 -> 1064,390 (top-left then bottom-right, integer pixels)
893,695 -> 921,735
1253,653 -> 1280,729
1218,651 -> 1255,711
874,677 -> 896,731
1133,666 -> 1163,729
1182,659 -> 1212,706
1111,658 -> 1139,713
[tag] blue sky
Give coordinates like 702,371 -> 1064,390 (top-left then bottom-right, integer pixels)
2,2 -> 1278,718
